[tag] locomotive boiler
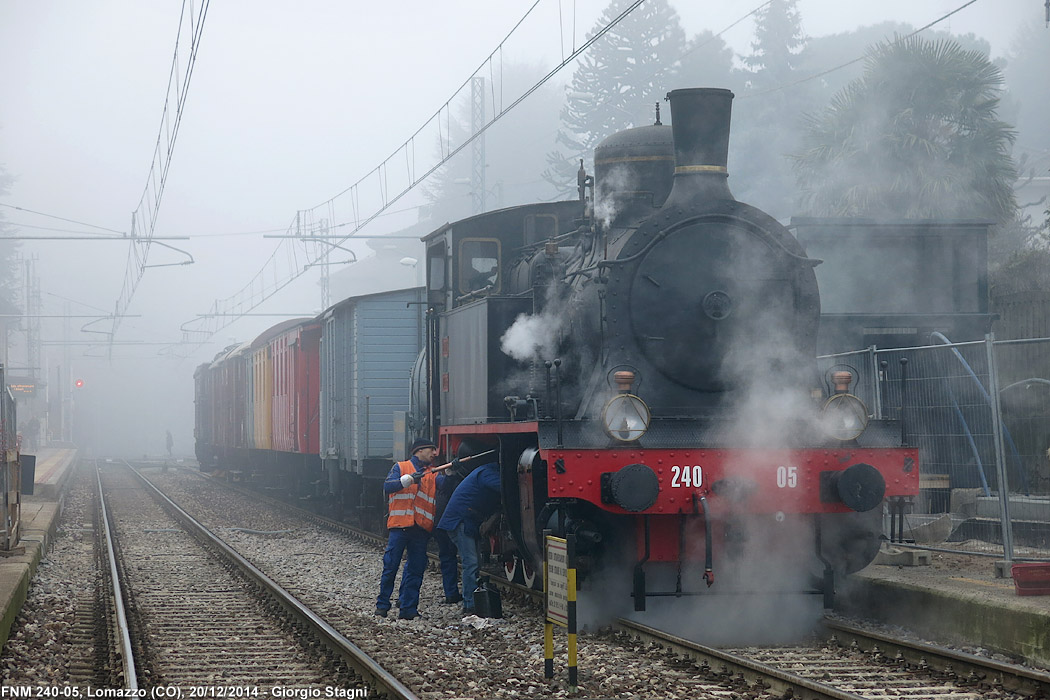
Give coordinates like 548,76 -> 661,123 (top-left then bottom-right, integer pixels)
418,88 -> 919,608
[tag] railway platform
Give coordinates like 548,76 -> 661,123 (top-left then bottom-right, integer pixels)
840,543 -> 1050,669
0,447 -> 78,648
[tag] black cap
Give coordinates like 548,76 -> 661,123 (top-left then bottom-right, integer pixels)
410,437 -> 437,454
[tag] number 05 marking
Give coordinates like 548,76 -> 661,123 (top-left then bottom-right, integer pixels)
776,465 -> 798,488
670,465 -> 702,488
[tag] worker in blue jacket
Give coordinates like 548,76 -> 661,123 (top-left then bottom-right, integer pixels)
436,461 -> 501,615
433,468 -> 464,605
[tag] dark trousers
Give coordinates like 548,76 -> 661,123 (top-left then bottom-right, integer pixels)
434,527 -> 460,598
448,522 -> 481,610
376,526 -> 430,614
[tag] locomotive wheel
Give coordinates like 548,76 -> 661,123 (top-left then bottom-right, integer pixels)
504,555 -> 538,589
504,556 -> 522,584
521,558 -> 537,589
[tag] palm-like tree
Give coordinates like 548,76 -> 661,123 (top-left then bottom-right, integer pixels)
793,35 -> 1017,223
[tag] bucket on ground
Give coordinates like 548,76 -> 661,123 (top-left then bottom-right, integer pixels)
1012,563 -> 1050,596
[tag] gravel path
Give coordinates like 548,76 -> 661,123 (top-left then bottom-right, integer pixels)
1,465 -> 97,686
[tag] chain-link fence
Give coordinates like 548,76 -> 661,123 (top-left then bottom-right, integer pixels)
819,335 -> 1050,564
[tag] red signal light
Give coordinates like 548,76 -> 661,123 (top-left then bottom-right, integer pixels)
74,379 -> 84,388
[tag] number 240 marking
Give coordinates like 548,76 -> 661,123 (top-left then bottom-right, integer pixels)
670,465 -> 702,488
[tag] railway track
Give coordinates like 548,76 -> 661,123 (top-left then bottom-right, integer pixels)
95,460 -> 418,697
140,464 -> 1050,698
613,616 -> 1050,699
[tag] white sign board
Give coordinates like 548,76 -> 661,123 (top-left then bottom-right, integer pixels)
546,535 -> 569,627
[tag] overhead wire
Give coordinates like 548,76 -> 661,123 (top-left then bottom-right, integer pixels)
678,0 -> 772,62
110,0 -> 210,348
177,0 -> 986,355
179,0 -> 648,350
742,0 -> 982,98
0,202 -> 126,235
2,223 -> 125,237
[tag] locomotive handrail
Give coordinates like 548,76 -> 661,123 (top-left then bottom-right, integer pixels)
567,212 -> 822,280
455,284 -> 494,303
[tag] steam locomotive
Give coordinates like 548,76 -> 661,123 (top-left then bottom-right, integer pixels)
196,88 -> 919,609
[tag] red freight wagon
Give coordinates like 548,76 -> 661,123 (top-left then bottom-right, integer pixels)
262,318 -> 322,475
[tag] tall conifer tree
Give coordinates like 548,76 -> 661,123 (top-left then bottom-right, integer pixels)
544,0 -> 686,196
732,0 -> 811,219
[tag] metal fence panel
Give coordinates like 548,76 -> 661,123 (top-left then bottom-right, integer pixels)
822,336 -> 1050,564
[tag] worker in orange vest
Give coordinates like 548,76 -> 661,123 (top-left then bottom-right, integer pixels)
375,437 -> 444,620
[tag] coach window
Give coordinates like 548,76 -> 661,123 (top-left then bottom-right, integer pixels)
459,238 -> 501,294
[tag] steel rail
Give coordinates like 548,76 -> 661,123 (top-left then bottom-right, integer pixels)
613,618 -> 868,700
121,461 -> 420,700
823,617 -> 1050,697
95,464 -> 140,690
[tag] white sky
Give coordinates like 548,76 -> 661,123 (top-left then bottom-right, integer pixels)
0,0 -> 1042,454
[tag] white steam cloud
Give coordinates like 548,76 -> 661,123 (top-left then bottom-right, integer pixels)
500,310 -> 565,363
593,164 -> 638,231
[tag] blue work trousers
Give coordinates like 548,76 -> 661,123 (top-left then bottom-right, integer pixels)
448,521 -> 481,611
434,528 -> 460,599
376,526 -> 430,615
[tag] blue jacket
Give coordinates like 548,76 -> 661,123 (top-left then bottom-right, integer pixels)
437,462 -> 501,537
383,454 -> 446,495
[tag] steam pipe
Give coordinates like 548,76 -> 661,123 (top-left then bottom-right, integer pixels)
676,514 -> 685,596
699,495 -> 713,587
577,159 -> 593,207
554,358 -> 563,448
426,307 -> 437,440
544,361 -> 553,419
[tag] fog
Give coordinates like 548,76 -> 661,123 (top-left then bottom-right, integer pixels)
0,1 -> 1037,457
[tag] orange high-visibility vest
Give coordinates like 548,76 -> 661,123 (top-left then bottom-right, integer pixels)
387,460 -> 438,531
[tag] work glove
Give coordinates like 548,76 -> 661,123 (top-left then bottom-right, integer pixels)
412,470 -> 425,484
399,473 -> 415,488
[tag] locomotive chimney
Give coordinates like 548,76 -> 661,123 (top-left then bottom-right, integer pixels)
664,88 -> 735,204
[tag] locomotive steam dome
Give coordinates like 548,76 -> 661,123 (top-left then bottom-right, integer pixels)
593,121 -> 674,217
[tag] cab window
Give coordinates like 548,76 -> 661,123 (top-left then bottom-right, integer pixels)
459,238 -> 500,294
428,249 -> 446,291
525,214 -> 558,246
